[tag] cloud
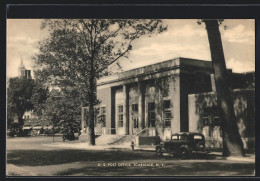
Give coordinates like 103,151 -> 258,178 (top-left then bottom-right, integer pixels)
131,42 -> 204,57
7,35 -> 39,77
170,24 -> 207,37
8,36 -> 37,45
222,24 -> 254,43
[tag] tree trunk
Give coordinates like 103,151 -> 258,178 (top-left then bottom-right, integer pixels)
18,112 -> 24,127
88,93 -> 96,145
204,19 -> 245,157
87,61 -> 96,145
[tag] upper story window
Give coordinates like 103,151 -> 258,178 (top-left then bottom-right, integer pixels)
163,100 -> 171,109
132,104 -> 138,112
101,107 -> 106,114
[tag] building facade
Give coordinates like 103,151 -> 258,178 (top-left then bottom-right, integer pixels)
83,58 -> 214,140
81,57 -> 255,148
188,88 -> 255,150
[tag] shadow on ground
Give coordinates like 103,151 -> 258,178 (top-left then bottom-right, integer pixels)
7,149 -> 255,176
7,149 -> 220,167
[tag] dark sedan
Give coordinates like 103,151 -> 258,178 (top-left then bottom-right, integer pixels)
155,132 -> 209,158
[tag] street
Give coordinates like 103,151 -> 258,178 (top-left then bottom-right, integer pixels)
6,136 -> 255,176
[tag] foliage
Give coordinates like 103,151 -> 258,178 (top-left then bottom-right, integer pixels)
7,77 -> 35,127
30,82 -> 49,119
34,19 -> 167,145
34,19 -> 167,85
42,87 -> 82,133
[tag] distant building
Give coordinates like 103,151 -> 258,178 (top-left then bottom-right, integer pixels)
18,57 -> 31,79
82,57 -> 255,150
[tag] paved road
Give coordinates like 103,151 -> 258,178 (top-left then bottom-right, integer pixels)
6,136 -> 255,176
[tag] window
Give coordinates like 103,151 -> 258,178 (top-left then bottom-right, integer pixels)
203,117 -> 210,126
202,108 -> 211,117
179,135 -> 187,140
118,106 -> 123,127
172,135 -> 178,140
132,104 -> 138,112
212,107 -> 219,117
164,110 -> 172,127
202,107 -> 221,127
100,107 -> 106,127
148,102 -> 156,127
201,107 -> 222,137
202,108 -> 211,126
212,107 -> 221,126
213,117 -> 221,126
133,118 -> 139,128
101,107 -> 106,114
132,104 -> 138,128
194,135 -> 203,140
118,106 -> 123,113
118,115 -> 123,127
163,100 -> 171,109
163,100 -> 172,127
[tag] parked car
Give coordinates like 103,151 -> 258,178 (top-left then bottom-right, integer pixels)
155,132 -> 209,158
21,125 -> 33,136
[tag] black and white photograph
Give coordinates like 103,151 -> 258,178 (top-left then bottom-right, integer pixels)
6,18 -> 255,176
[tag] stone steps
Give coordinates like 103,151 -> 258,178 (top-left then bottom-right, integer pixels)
95,134 -> 125,145
108,135 -> 133,146
79,134 -> 134,146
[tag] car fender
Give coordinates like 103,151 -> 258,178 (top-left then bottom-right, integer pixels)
155,145 -> 166,152
179,145 -> 191,153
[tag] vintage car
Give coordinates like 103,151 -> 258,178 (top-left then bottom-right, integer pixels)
155,132 -> 209,158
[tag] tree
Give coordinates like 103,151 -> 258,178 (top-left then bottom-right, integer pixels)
42,87 -> 82,135
201,19 -> 245,157
7,77 -> 35,128
30,82 -> 49,126
34,19 -> 167,145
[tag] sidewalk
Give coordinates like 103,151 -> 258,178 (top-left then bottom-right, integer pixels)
43,141 -> 144,150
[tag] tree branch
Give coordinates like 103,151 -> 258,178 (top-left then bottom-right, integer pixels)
95,26 -> 122,50
96,39 -> 133,73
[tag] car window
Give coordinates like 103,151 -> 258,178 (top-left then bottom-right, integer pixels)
171,135 -> 178,140
179,135 -> 186,140
194,135 -> 203,140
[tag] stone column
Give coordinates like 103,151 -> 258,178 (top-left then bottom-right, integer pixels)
123,85 -> 129,135
138,81 -> 143,130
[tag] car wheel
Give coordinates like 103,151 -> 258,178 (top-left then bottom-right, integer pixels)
180,148 -> 189,159
156,147 -> 163,157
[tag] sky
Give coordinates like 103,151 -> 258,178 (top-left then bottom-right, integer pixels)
7,19 -> 255,78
